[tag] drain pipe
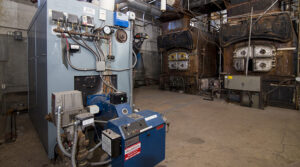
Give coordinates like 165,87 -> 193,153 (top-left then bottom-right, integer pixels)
117,0 -> 162,17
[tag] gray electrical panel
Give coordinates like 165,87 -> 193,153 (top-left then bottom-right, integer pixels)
28,0 -> 132,158
224,75 -> 261,92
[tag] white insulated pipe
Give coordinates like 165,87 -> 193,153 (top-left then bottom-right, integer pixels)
117,0 -> 162,17
99,0 -> 115,11
161,0 -> 167,12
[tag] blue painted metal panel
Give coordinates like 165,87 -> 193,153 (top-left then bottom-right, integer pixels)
106,110 -> 166,167
28,1 -> 49,156
114,12 -> 129,28
87,94 -> 133,120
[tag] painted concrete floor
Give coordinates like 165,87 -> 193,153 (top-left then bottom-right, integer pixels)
1,86 -> 300,167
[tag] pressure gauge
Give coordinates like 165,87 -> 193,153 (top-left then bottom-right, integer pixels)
103,26 -> 112,35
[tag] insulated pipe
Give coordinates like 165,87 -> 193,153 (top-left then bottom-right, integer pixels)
117,0 -> 162,17
161,0 -> 167,11
90,159 -> 112,166
57,106 -> 71,158
189,1 -> 204,9
88,140 -> 102,153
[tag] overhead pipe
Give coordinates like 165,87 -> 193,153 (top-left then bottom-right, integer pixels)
117,0 -> 162,17
189,0 -> 204,9
161,0 -> 167,11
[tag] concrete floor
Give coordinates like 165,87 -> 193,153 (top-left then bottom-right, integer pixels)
1,86 -> 300,167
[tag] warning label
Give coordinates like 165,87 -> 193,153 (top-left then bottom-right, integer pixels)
125,142 -> 141,161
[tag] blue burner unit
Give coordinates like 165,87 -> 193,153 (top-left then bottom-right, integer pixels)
87,94 -> 166,167
106,110 -> 166,167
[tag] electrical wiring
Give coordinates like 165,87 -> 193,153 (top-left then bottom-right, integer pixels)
62,32 -> 118,91
105,49 -> 138,72
62,34 -> 96,71
99,74 -> 118,92
66,51 -> 96,71
67,33 -> 100,61
253,0 -> 279,25
94,40 -> 106,61
80,36 -> 102,61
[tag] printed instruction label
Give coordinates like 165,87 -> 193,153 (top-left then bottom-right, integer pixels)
125,142 -> 141,161
82,118 -> 94,126
102,134 -> 112,156
83,7 -> 95,15
145,115 -> 157,122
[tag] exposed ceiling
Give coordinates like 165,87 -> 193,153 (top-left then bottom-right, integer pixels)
186,0 -> 226,14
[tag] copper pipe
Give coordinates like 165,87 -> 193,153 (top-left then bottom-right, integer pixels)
53,28 -> 109,40
109,37 -> 112,57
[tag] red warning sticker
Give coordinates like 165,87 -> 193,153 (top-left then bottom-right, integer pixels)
125,142 -> 141,161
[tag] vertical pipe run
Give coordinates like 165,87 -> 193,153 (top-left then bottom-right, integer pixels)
161,0 -> 166,11
246,7 -> 253,76
129,21 -> 134,108
298,0 -> 300,77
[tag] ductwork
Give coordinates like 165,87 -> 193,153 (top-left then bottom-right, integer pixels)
117,0 -> 162,17
189,0 -> 204,9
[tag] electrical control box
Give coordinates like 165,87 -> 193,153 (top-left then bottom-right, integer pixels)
102,129 -> 122,158
51,10 -> 65,22
224,75 -> 261,92
67,14 -> 79,25
81,15 -> 94,27
114,12 -> 129,28
126,11 -> 136,20
75,112 -> 95,129
51,91 -> 84,127
110,92 -> 128,105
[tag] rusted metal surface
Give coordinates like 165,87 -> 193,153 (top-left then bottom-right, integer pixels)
223,40 -> 295,77
188,0 -> 226,14
225,0 -> 281,17
222,1 -> 296,77
221,13 -> 294,47
158,11 -> 218,93
221,0 -> 298,109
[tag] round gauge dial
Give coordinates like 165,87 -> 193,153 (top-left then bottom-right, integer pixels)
103,26 -> 112,35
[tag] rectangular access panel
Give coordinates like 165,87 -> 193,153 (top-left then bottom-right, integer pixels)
224,75 -> 261,92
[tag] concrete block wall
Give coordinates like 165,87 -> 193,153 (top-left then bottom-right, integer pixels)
134,17 -> 161,81
0,0 -> 36,111
0,0 -> 36,36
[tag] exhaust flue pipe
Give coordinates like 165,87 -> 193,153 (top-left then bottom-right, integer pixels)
117,0 -> 162,17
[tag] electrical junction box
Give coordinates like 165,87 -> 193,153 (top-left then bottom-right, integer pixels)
102,129 -> 122,158
67,14 -> 79,25
110,92 -> 127,104
114,12 -> 129,28
75,112 -> 95,129
126,11 -> 136,20
224,75 -> 261,92
69,44 -> 80,52
51,91 -> 84,127
81,15 -> 94,27
51,10 -> 65,22
96,61 -> 106,72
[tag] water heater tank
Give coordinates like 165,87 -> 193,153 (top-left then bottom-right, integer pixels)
99,0 -> 115,11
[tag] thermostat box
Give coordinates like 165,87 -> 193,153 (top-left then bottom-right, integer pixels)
114,12 -> 129,28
